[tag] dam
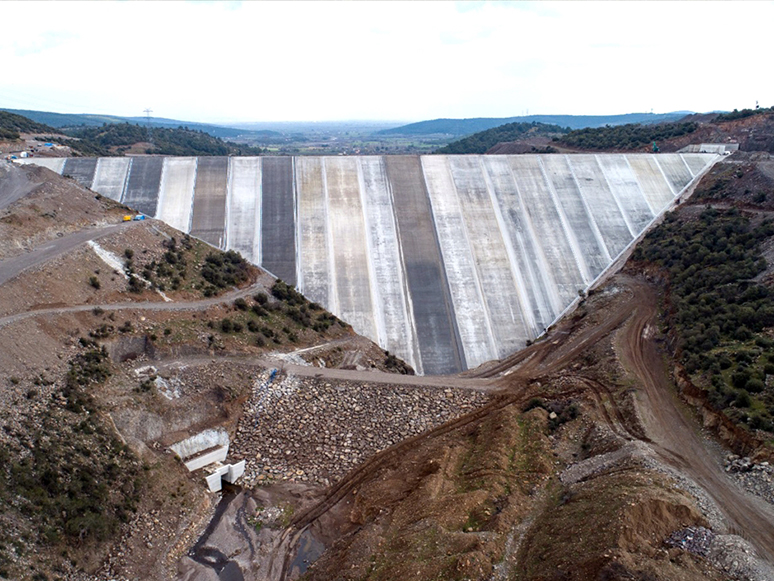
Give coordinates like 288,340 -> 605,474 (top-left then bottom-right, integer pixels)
22,153 -> 719,374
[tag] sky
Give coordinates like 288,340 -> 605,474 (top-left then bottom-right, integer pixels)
1,1 -> 772,124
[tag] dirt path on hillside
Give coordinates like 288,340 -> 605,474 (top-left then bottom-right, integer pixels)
618,276 -> 774,562
154,353 -> 494,392
0,279 -> 267,328
0,222 -> 139,286
0,161 -> 43,210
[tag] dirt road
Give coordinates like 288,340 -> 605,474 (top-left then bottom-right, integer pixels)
0,161 -> 42,210
0,222 -> 138,286
619,276 -> 774,562
274,276 -> 774,579
0,278 -> 271,328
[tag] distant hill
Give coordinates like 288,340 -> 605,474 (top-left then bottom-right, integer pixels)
0,109 -> 282,141
554,122 -> 699,151
380,112 -> 693,137
57,123 -> 265,157
435,121 -> 566,155
0,111 -> 57,140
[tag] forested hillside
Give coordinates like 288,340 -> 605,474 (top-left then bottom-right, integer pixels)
0,111 -> 57,141
1,108 -> 282,141
555,121 -> 698,151
435,121 -> 566,154
380,112 -> 691,137
55,123 -> 265,156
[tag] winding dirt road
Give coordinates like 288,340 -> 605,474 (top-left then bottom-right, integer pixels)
619,277 -> 774,562
273,275 -> 774,579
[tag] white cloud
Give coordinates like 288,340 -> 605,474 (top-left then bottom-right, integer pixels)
1,1 -> 772,122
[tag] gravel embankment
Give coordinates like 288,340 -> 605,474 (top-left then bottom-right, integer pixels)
231,370 -> 489,487
725,455 -> 774,505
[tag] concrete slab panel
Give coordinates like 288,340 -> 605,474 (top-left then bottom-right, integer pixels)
423,156 -> 496,368
385,155 -> 463,375
156,157 -> 197,233
296,156 -> 331,308
22,158 -> 66,173
656,154 -> 693,194
508,156 -> 585,307
184,446 -> 228,472
682,153 -> 716,177
226,157 -> 262,264
261,157 -> 296,286
62,158 -> 97,189
482,156 -> 554,332
541,155 -> 608,280
595,155 -> 654,232
627,155 -> 675,213
324,157 -> 377,341
359,157 -> 418,370
91,157 -> 131,202
566,155 -> 634,259
190,157 -> 228,248
123,157 -> 163,217
448,156 -> 530,360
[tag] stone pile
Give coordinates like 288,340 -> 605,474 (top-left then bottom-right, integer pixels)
665,526 -> 715,556
231,372 -> 488,487
725,455 -> 774,505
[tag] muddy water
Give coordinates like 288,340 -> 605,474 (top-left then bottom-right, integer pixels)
187,484 -> 248,581
178,483 -> 327,581
288,529 -> 325,577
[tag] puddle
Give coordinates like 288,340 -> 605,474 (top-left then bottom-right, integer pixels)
188,484 -> 246,580
289,529 -> 325,577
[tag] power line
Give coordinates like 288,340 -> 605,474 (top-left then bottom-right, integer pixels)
144,108 -> 154,148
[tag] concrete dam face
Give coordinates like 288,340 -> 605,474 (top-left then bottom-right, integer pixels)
24,153 -> 718,374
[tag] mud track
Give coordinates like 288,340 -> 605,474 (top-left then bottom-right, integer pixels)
619,276 -> 774,560
275,275 -> 774,579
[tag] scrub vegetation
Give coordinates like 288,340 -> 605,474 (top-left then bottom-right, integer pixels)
49,122 -> 265,157
556,121 -> 698,150
632,206 -> 774,433
0,342 -> 142,577
714,106 -> 774,123
435,121 -> 565,154
0,111 -> 55,141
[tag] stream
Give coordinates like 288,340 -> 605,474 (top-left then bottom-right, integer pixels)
181,483 -> 326,581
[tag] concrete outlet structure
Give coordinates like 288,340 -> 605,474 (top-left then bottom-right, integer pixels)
169,428 -> 245,492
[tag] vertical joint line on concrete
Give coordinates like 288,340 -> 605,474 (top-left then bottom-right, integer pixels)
679,153 -> 695,178
255,157 -> 263,266
444,157 -> 499,362
383,158 -> 423,375
187,157 -> 199,235
477,156 -> 533,349
565,155 -> 612,264
225,157 -> 234,251
594,154 -> 637,240
155,158 -> 169,220
321,158 -> 339,318
357,158 -> 387,349
120,158 -> 133,205
292,156 -> 302,291
537,156 -> 591,285
505,159 -> 561,323
623,154 -> 656,217
653,156 -> 677,197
